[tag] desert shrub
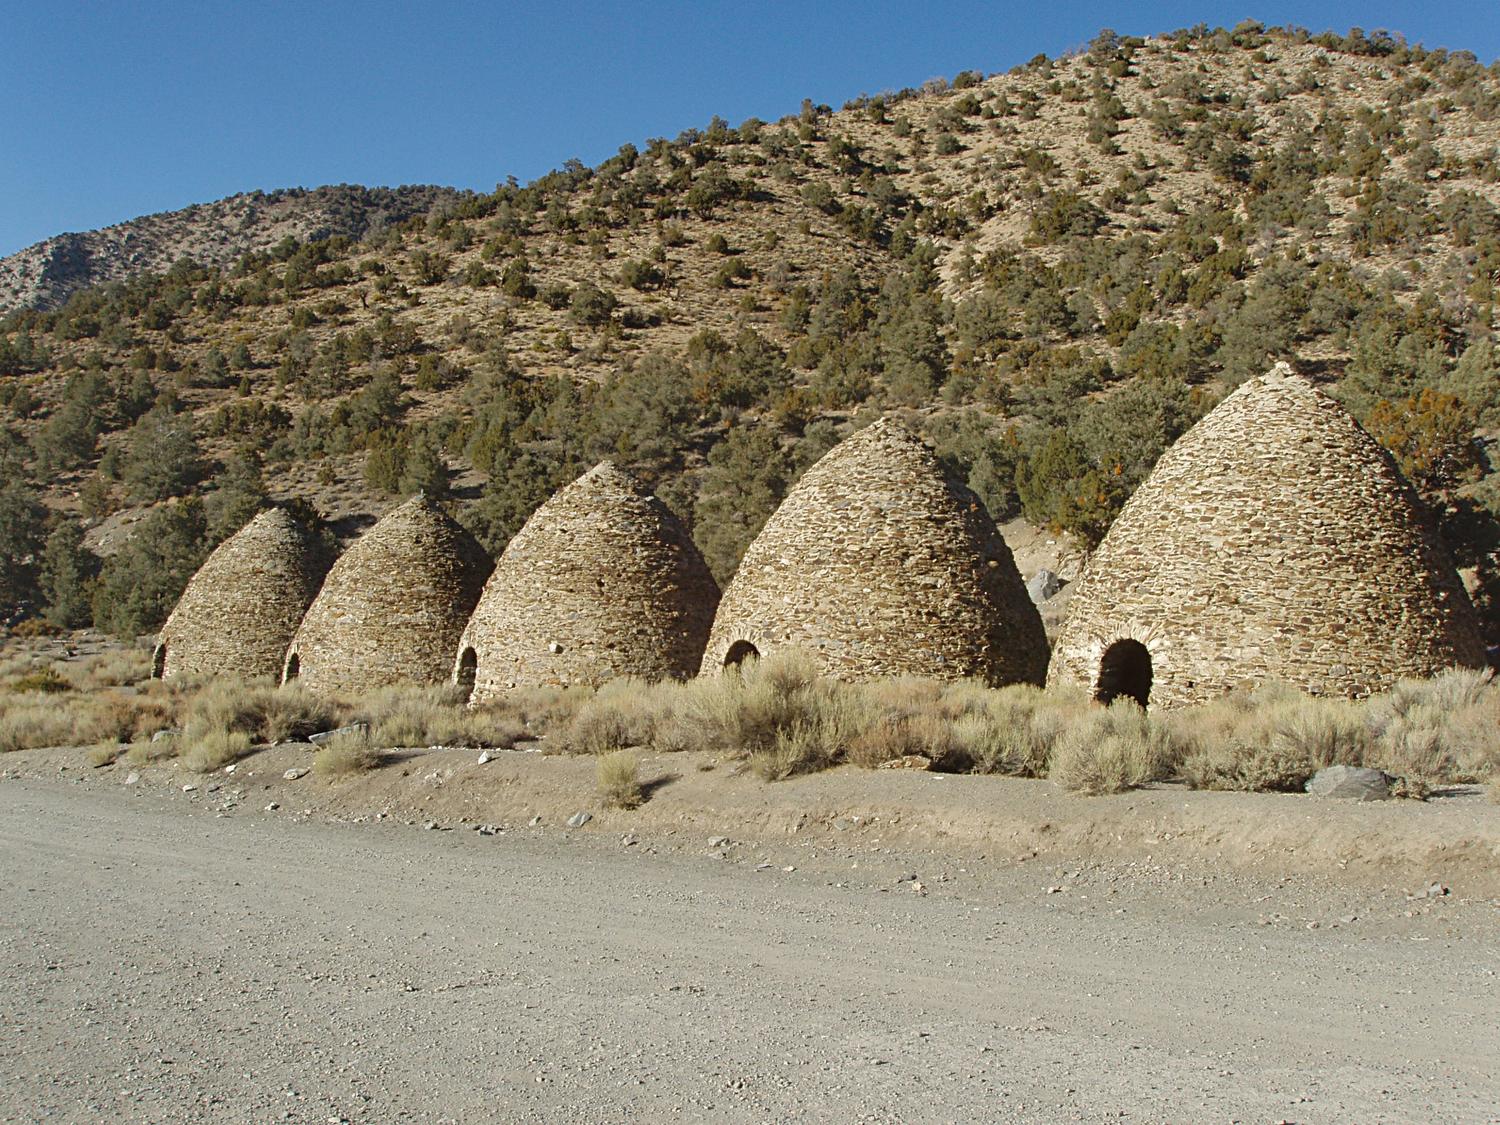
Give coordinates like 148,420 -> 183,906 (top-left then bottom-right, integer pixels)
87,739 -> 125,766
313,728 -> 382,778
62,649 -> 151,691
563,679 -> 664,754
946,683 -> 1087,776
180,728 -> 253,772
596,750 -> 642,808
124,735 -> 179,765
10,667 -> 69,693
358,683 -> 522,749
1175,687 -> 1367,792
1363,667 -> 1499,795
1049,700 -> 1179,795
0,697 -> 78,753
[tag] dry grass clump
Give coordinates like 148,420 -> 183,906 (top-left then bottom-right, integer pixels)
650,651 -> 861,778
1049,700 -> 1181,795
87,740 -> 126,766
0,698 -> 80,754
313,727 -> 383,778
9,667 -> 70,694
1175,686 -> 1369,792
180,728 -> 254,772
359,684 -> 527,749
596,750 -> 642,808
62,649 -> 152,691
1361,667 -> 1499,796
562,678 -> 669,755
124,734 -> 179,765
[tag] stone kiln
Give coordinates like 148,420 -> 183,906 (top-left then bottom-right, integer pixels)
1047,364 -> 1487,708
701,418 -> 1049,684
283,494 -> 491,696
153,507 -> 331,681
457,462 -> 719,698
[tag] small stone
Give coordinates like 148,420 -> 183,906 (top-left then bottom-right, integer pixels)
528,815 -> 543,827
1305,765 -> 1390,801
123,772 -> 140,785
1420,882 -> 1449,898
150,729 -> 179,744
181,784 -> 197,793
475,824 -> 499,835
423,821 -> 439,831
782,865 -> 795,872
282,768 -> 309,781
265,802 -> 280,812
1046,886 -> 1063,894
224,763 -> 236,773
708,836 -> 730,848
621,834 -> 639,847
477,751 -> 494,765
566,811 -> 592,829
308,723 -> 370,747
877,754 -> 931,771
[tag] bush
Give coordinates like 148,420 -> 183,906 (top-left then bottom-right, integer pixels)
313,728 -> 382,778
1176,688 -> 1368,792
1049,701 -> 1178,794
180,728 -> 253,773
596,750 -> 642,808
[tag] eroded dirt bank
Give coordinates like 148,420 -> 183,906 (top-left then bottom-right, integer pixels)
2,753 -> 1499,1123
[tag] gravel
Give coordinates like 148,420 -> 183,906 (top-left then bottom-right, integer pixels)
1,778 -> 1497,1123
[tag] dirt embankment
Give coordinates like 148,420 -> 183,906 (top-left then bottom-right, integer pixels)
5,739 -> 1498,898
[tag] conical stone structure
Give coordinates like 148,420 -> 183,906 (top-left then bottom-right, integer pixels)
1048,364 -> 1487,708
701,418 -> 1049,684
153,507 -> 331,681
457,462 -> 720,699
283,494 -> 492,696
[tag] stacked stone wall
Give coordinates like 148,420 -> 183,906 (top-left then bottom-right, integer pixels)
459,463 -> 720,698
284,495 -> 491,696
1048,364 -> 1487,707
155,508 -> 330,681
701,418 -> 1049,684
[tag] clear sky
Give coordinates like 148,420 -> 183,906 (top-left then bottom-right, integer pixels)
3,1 -> 1497,257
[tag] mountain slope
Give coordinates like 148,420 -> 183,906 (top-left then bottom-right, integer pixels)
0,185 -> 464,314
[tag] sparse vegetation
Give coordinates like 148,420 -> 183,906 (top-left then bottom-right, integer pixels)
313,727 -> 382,778
596,750 -> 642,808
2,633 -> 1497,802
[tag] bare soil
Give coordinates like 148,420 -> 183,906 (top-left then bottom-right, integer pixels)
2,743 -> 1499,1122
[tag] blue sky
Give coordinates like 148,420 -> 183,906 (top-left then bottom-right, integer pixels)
3,1 -> 1496,257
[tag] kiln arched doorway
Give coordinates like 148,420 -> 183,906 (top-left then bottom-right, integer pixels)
1095,639 -> 1151,709
723,640 -> 760,669
151,644 -> 166,680
282,653 -> 300,685
456,647 -> 478,701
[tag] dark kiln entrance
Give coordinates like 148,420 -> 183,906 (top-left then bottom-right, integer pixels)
456,647 -> 478,700
151,644 -> 166,679
1095,639 -> 1151,709
283,653 -> 300,683
723,640 -> 760,668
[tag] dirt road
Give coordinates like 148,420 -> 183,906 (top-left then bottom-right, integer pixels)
2,778 -> 1497,1124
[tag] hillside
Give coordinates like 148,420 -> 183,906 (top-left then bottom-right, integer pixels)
1,22 -> 1497,647
0,185 -> 463,314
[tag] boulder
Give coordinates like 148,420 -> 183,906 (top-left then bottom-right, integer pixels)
308,722 -> 370,746
1027,569 -> 1064,604
1305,765 -> 1391,801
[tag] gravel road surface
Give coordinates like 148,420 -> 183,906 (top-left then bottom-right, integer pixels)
2,779 -> 1496,1123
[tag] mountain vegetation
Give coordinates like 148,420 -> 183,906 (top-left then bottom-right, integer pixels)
1,22 -> 1497,646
